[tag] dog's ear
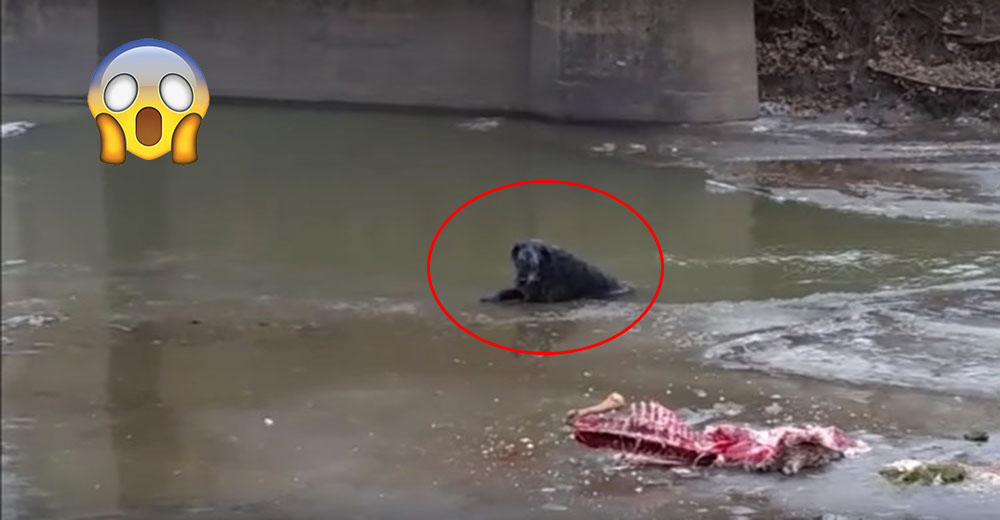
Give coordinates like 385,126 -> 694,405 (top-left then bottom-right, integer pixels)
510,242 -> 524,259
539,245 -> 552,263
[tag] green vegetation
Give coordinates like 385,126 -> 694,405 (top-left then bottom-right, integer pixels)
963,430 -> 989,442
879,461 -> 968,485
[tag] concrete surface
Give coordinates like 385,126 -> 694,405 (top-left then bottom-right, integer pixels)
1,0 -> 758,123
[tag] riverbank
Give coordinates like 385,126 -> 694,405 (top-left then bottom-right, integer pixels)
755,0 -> 1000,124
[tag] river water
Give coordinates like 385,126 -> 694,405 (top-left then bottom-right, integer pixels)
3,100 -> 999,520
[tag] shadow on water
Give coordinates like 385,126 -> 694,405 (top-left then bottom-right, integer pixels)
103,158 -> 192,513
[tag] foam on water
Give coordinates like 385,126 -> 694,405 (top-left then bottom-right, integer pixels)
1,121 -> 35,139
447,266 -> 1000,397
689,278 -> 1000,397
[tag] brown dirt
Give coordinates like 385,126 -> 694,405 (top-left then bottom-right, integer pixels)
755,0 -> 1000,123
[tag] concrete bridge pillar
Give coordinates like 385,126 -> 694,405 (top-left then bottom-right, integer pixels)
1,0 -> 758,124
529,0 -> 758,122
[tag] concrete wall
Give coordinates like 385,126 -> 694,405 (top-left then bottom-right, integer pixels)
531,0 -> 758,122
160,0 -> 532,111
1,0 -> 98,97
1,0 -> 758,123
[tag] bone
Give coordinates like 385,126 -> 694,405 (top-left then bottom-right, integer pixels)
565,392 -> 626,424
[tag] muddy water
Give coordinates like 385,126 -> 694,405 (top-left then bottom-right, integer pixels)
3,100 -> 999,520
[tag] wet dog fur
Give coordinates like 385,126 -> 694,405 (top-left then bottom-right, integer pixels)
480,239 -> 632,303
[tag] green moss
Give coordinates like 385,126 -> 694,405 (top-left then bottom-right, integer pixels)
879,462 -> 968,486
963,430 -> 989,442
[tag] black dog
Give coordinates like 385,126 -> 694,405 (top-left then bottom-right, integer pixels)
481,239 -> 632,303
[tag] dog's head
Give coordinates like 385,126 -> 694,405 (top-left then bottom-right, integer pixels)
511,240 -> 553,292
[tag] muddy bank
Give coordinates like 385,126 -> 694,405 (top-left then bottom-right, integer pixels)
756,0 -> 1000,123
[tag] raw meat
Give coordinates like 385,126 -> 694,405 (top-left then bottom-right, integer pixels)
568,393 -> 869,474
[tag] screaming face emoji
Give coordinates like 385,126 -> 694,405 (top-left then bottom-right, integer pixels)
88,39 -> 209,164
